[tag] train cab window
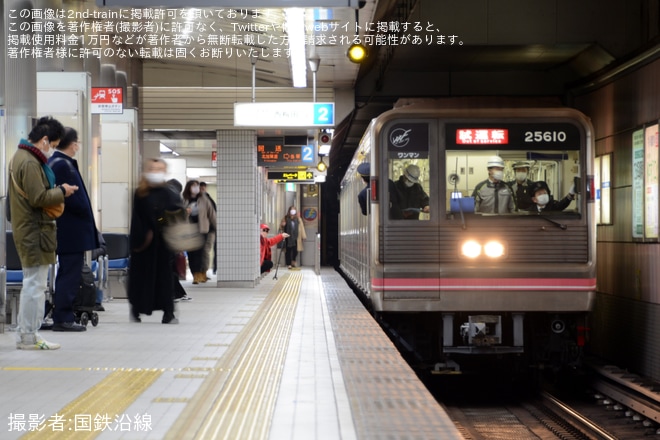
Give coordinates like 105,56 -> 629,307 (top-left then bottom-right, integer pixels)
446,150 -> 581,217
388,159 -> 431,220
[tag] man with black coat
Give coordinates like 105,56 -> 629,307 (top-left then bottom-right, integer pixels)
48,127 -> 99,332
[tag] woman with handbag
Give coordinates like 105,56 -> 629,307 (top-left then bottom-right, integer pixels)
128,158 -> 183,324
182,180 -> 216,284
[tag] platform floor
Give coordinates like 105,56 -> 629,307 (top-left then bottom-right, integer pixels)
0,268 -> 463,439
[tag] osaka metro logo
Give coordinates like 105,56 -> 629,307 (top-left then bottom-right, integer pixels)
390,128 -> 412,148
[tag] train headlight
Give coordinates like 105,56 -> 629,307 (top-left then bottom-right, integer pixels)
484,241 -> 505,258
461,240 -> 482,258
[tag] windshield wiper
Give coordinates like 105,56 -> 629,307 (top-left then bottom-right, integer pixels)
536,213 -> 567,230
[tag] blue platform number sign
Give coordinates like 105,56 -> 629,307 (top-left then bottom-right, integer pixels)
313,103 -> 334,126
302,144 -> 314,163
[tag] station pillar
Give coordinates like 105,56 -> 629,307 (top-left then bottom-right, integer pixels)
215,130 -> 259,287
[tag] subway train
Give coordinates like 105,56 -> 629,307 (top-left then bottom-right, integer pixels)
338,102 -> 596,373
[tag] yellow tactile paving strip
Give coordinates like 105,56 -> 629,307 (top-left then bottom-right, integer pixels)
20,369 -> 162,440
166,271 -> 302,439
4,272 -> 301,440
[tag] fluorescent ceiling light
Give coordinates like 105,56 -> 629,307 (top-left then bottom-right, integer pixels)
285,8 -> 307,88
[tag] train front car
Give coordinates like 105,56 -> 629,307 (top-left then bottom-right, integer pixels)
340,106 -> 596,373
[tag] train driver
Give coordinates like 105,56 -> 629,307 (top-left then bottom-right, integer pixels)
393,164 -> 430,220
472,156 -> 515,214
528,181 -> 576,213
508,161 -> 535,211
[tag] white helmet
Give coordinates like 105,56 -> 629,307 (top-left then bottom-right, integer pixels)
487,156 -> 505,168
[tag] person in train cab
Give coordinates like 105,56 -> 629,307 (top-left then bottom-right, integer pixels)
508,161 -> 535,211
199,181 -> 218,275
528,181 -> 576,213
9,116 -> 78,349
393,164 -> 430,219
280,205 -> 307,269
182,180 -> 217,284
47,127 -> 100,332
128,158 -> 182,324
260,224 -> 289,274
357,162 -> 370,215
472,156 -> 515,214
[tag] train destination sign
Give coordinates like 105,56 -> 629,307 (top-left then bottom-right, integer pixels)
446,123 -> 581,149
235,102 -> 334,127
268,171 -> 314,182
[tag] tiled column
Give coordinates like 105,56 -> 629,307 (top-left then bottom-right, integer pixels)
216,130 -> 259,287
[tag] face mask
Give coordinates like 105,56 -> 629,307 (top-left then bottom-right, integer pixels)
515,172 -> 527,181
190,185 -> 200,195
144,172 -> 166,184
290,210 -> 297,215
404,180 -> 414,188
42,140 -> 54,158
491,170 -> 503,181
536,194 -> 549,205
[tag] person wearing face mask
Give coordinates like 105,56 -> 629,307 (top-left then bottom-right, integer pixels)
182,179 -> 216,284
392,164 -> 430,220
47,127 -> 100,331
507,161 -> 535,211
280,205 -> 307,269
260,224 -> 289,274
472,156 -> 515,214
528,181 -> 575,213
128,158 -> 183,324
8,116 -> 79,349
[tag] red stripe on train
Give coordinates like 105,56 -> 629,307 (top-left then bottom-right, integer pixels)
371,278 -> 597,291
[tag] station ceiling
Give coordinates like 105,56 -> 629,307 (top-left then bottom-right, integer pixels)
88,0 -> 659,178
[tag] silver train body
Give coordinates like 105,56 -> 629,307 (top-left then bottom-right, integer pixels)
339,104 -> 596,366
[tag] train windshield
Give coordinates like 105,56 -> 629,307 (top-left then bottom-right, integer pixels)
445,149 -> 580,217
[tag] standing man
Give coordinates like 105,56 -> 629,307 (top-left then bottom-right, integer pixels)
8,116 -> 78,349
199,182 -> 217,275
472,156 -> 515,214
508,161 -> 535,211
48,127 -> 99,332
357,162 -> 370,215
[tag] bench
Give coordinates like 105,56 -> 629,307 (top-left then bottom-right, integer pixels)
102,233 -> 129,299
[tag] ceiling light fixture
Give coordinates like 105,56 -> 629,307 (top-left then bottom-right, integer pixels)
308,55 -> 320,102
285,8 -> 307,88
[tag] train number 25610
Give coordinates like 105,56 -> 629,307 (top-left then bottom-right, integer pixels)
524,131 -> 567,143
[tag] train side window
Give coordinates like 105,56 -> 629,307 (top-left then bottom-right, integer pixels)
388,159 -> 431,220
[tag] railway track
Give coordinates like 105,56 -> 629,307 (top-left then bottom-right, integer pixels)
437,361 -> 660,439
